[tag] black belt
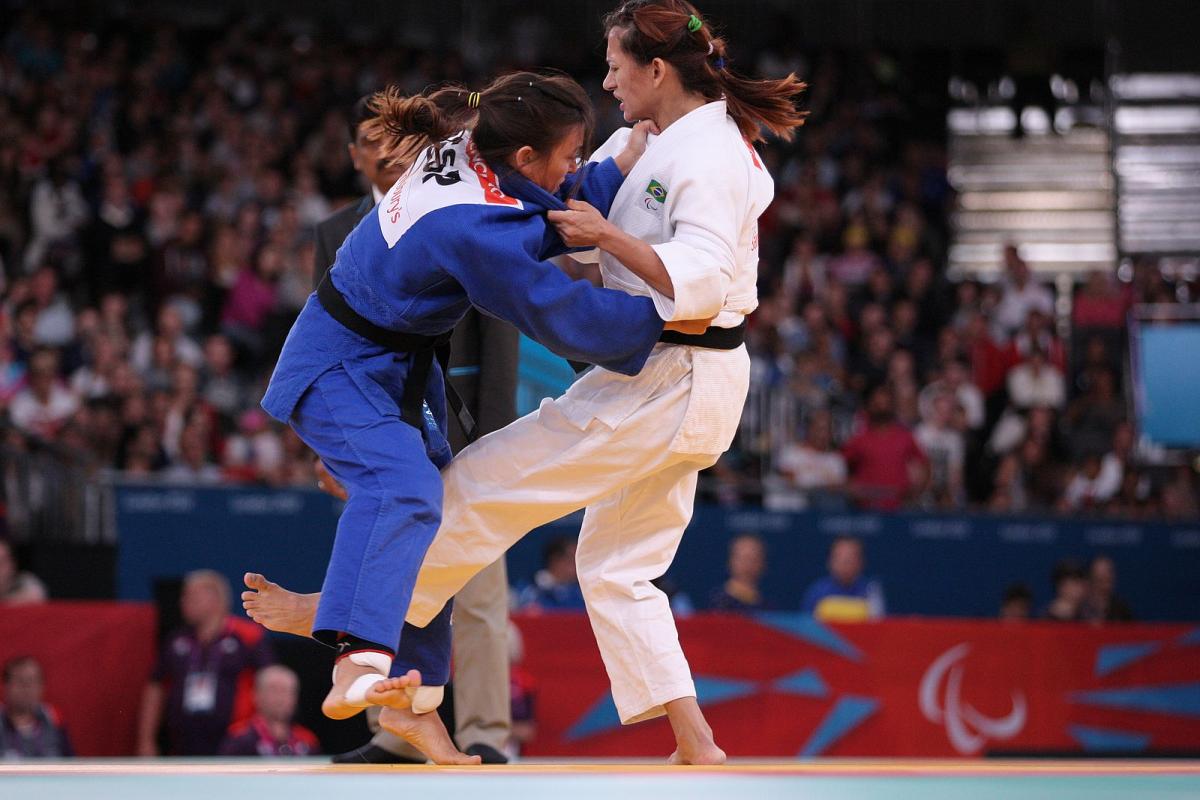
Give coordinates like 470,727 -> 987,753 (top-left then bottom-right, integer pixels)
659,320 -> 746,350
316,275 -> 477,443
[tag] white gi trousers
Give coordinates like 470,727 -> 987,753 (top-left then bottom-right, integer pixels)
406,341 -> 748,724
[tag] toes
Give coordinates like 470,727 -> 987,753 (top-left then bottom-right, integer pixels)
243,572 -> 268,590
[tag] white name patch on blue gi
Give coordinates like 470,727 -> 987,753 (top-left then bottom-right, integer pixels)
378,132 -> 524,249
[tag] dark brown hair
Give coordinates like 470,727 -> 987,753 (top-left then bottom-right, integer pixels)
604,0 -> 806,142
361,71 -> 595,174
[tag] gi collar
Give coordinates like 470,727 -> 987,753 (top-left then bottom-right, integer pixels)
498,162 -> 601,214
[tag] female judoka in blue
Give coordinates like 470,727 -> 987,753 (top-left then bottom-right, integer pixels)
259,72 -> 685,759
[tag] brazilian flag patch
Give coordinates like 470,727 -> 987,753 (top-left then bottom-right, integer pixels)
645,179 -> 668,204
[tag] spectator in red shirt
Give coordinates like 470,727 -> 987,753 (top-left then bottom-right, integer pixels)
962,311 -> 1013,397
843,384 -> 929,510
1073,270 -> 1130,330
218,665 -> 319,757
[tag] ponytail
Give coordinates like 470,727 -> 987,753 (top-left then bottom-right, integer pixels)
604,0 -> 807,142
359,71 -> 594,174
360,85 -> 474,170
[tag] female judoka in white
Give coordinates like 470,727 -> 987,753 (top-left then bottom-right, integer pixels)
245,0 -> 805,765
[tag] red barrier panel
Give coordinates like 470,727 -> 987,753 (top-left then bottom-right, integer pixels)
1,602 -> 156,756
514,613 -> 1200,757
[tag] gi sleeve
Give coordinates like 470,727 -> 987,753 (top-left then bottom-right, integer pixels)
557,158 -> 625,216
539,159 -> 627,261
429,208 -> 664,376
648,169 -> 742,321
563,129 -> 636,265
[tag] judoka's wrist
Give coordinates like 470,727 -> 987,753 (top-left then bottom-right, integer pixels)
595,220 -> 622,250
614,149 -> 637,176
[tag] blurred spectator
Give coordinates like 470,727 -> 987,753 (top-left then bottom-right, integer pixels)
24,159 -> 87,272
993,245 -> 1054,337
130,306 -> 204,374
218,666 -> 319,757
1062,454 -> 1116,511
801,536 -> 885,622
772,409 -> 847,509
162,423 -> 223,484
517,537 -> 585,611
1042,559 -> 1087,622
1072,270 -> 1129,330
1010,309 -> 1065,370
0,538 -> 47,605
28,266 -> 75,347
999,583 -> 1033,621
1083,555 -> 1133,623
0,656 -> 73,758
69,333 -> 120,400
222,409 -> 284,484
1161,466 -> 1200,521
915,391 -> 965,507
1095,422 -> 1137,499
843,384 -> 928,510
0,537 -> 46,606
220,245 -> 281,360
1006,346 -> 1065,410
1064,368 -> 1125,458
709,534 -> 769,612
505,621 -> 536,761
137,570 -> 274,756
919,359 -> 984,431
200,334 -> 246,419
8,348 -> 78,440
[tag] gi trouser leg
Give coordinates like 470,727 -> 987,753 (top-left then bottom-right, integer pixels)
575,462 -> 705,724
291,366 -> 444,654
404,371 -> 717,725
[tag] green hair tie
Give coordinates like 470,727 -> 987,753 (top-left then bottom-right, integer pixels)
687,14 -> 703,32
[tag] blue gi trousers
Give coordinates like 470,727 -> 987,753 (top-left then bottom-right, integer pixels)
290,364 -> 453,685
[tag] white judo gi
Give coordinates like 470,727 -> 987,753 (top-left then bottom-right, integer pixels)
405,101 -> 775,724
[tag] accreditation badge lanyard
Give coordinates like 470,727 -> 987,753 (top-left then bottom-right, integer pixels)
182,623 -> 230,714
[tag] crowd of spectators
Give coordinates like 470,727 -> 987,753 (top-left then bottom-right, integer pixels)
0,9 -> 1196,528
727,40 -> 1200,518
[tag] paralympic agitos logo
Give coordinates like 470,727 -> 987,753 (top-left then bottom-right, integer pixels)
919,643 -> 1027,754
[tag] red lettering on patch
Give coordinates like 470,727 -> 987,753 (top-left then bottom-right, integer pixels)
744,138 -> 763,170
467,140 -> 518,206
385,185 -> 404,223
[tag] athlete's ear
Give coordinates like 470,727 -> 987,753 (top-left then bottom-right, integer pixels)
510,145 -> 537,170
650,57 -> 668,89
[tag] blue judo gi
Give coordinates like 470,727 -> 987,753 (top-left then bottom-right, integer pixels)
261,132 -> 663,683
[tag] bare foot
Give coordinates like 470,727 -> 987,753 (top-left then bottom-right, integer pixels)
378,707 -> 482,766
667,744 -> 727,765
365,670 -> 422,710
322,659 -> 387,721
241,573 -> 318,638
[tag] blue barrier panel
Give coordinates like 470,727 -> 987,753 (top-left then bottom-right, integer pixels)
115,483 -> 342,602
115,483 -> 1200,621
